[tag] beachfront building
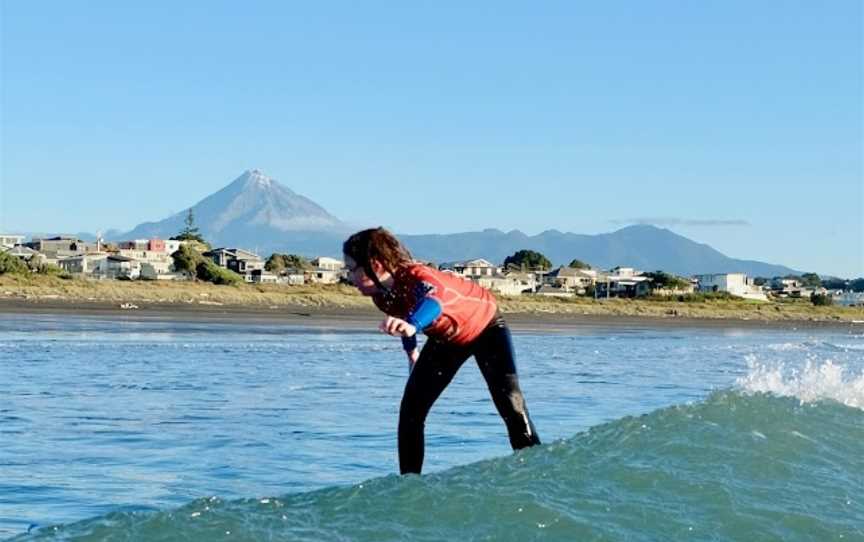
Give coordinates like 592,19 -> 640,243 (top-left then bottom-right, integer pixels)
650,280 -> 697,297
118,248 -> 173,275
57,253 -> 108,276
594,267 -> 653,298
309,268 -> 342,284
100,255 -> 142,280
249,269 -> 279,283
311,257 -> 344,271
695,273 -> 768,301
543,266 -> 597,295
504,270 -> 538,293
164,240 -> 181,254
118,239 -> 170,253
279,268 -> 307,285
535,284 -> 574,297
203,248 -> 265,282
308,256 -> 345,284
440,259 -> 501,278
475,275 -> 532,296
0,234 -> 25,249
1,244 -> 42,266
769,278 -> 816,298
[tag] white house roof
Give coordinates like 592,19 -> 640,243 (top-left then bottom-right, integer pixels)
547,266 -> 595,278
2,245 -> 37,256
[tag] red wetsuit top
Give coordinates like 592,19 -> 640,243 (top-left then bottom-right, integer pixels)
372,263 -> 498,345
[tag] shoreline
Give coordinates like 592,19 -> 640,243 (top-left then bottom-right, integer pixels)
3,298 -> 862,333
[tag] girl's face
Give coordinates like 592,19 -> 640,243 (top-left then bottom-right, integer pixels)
345,255 -> 390,295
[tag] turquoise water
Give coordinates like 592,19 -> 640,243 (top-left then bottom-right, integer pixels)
2,314 -> 863,541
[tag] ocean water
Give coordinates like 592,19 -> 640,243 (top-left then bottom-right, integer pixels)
1,313 -> 862,541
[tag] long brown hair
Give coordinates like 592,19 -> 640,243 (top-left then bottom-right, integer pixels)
343,227 -> 413,290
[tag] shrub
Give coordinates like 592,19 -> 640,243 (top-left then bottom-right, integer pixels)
645,291 -> 740,303
810,293 -> 833,306
36,263 -> 64,276
0,252 -> 29,275
196,260 -> 243,285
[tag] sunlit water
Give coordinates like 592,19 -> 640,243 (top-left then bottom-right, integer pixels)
1,314 -> 862,540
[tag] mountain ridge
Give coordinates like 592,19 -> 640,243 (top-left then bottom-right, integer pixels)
27,170 -> 803,277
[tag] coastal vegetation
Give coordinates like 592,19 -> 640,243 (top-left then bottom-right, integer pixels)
1,274 -> 861,323
504,250 -> 552,271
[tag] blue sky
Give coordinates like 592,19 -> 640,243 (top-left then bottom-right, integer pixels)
1,1 -> 861,277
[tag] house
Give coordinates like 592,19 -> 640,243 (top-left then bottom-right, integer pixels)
535,284 -> 575,298
118,249 -> 173,275
249,269 -> 279,283
26,236 -> 85,258
118,238 -> 167,252
650,282 -> 697,296
203,248 -> 265,281
0,234 -> 25,249
475,275 -> 531,296
695,273 -> 768,301
544,267 -> 597,294
308,257 -> 345,284
769,278 -> 815,298
1,244 -> 42,265
100,255 -> 141,280
309,267 -> 342,284
164,240 -> 181,254
594,268 -> 653,298
501,270 -> 538,294
440,259 -> 501,278
311,256 -> 344,271
279,268 -> 307,285
57,253 -> 108,276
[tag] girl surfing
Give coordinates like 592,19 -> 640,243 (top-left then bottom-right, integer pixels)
343,227 -> 541,474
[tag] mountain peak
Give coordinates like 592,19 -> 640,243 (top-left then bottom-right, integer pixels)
118,170 -> 348,245
232,168 -> 277,190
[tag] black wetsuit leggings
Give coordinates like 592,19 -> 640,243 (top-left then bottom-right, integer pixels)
398,315 -> 541,474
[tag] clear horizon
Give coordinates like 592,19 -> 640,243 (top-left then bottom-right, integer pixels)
1,2 -> 861,277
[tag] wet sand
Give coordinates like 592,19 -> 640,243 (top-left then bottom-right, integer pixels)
2,298 -> 861,333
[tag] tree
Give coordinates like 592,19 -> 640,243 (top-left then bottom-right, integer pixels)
171,208 -> 208,245
567,259 -> 591,270
171,243 -> 205,276
800,273 -> 821,288
266,253 -> 311,273
850,278 -> 864,292
643,270 -> 690,290
504,250 -> 551,271
810,292 -> 833,306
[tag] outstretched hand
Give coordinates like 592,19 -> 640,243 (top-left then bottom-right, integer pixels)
379,316 -> 417,338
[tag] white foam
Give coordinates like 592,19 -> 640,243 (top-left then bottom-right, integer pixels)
736,358 -> 864,410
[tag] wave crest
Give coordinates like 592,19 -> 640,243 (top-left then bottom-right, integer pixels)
737,358 -> 864,410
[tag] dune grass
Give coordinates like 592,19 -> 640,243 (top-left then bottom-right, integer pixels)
1,274 -> 861,322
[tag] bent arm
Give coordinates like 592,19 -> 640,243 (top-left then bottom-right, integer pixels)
400,296 -> 443,352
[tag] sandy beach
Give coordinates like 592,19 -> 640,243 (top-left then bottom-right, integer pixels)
2,297 -> 861,333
